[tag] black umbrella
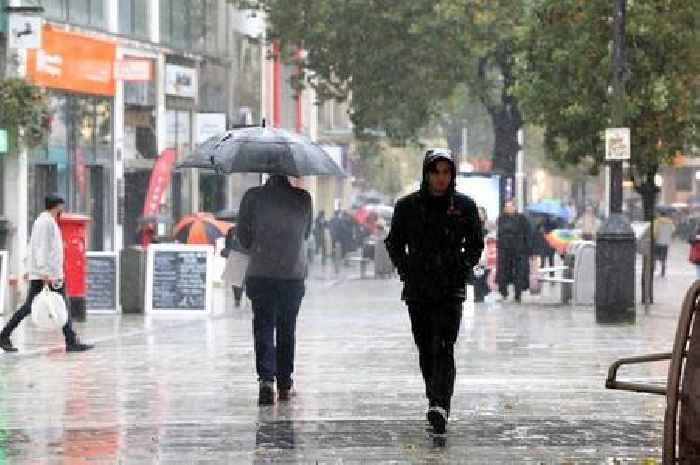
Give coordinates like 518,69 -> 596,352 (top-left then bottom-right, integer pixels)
178,125 -> 346,177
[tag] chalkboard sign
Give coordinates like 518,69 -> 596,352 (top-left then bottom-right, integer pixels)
146,245 -> 213,313
86,252 -> 118,312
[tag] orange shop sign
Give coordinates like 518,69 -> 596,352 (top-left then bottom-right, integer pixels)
27,25 -> 116,96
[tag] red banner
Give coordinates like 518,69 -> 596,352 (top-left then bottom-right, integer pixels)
74,147 -> 87,195
142,149 -> 177,217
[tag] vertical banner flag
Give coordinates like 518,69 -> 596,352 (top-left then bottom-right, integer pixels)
142,149 -> 177,217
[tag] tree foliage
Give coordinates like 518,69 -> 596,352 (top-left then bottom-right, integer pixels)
515,0 -> 700,176
0,79 -> 51,149
245,0 -> 472,142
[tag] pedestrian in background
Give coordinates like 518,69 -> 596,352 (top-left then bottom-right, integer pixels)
688,223 -> 700,279
576,205 -> 600,241
237,175 -> 313,405
473,207 -> 491,303
385,148 -> 484,436
654,212 -> 675,278
496,200 -> 532,303
0,194 -> 93,353
313,211 -> 328,264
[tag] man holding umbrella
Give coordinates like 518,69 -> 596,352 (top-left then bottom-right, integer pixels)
177,124 -> 343,405
237,175 -> 313,405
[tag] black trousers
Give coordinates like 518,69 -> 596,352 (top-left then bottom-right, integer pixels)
407,301 -> 463,414
0,280 -> 77,345
246,277 -> 305,389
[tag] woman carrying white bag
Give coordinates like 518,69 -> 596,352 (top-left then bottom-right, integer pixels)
0,194 -> 93,353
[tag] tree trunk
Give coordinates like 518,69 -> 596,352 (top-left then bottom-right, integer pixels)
490,107 -> 521,176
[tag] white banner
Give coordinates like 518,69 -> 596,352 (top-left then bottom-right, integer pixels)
165,64 -> 197,98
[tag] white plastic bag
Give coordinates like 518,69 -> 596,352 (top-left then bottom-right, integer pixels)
221,250 -> 249,288
31,285 -> 68,331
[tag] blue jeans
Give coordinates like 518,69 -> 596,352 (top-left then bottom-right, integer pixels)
246,277 -> 305,389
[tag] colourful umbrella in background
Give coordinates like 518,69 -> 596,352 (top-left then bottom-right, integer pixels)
545,229 -> 581,254
526,199 -> 572,221
174,212 -> 232,245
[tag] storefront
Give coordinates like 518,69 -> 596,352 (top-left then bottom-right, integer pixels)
164,58 -> 198,222
197,60 -> 228,214
120,55 -> 158,246
25,25 -> 117,251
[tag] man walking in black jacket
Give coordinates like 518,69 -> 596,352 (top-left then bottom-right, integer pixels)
385,149 -> 484,436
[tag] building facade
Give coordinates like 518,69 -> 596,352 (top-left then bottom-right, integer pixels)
1,0 -> 265,282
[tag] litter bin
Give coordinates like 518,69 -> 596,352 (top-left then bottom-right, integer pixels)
59,214 -> 91,322
120,246 -> 147,313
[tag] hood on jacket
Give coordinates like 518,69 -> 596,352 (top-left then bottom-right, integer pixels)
420,148 -> 457,194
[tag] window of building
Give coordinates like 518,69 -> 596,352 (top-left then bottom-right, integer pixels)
160,0 -> 218,54
40,0 -> 106,29
119,0 -> 149,39
231,32 -> 262,125
28,92 -> 114,251
166,107 -> 193,221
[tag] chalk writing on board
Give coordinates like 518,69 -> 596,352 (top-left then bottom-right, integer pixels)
151,250 -> 207,310
87,255 -> 117,310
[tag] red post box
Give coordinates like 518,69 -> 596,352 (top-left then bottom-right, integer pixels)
58,214 -> 91,322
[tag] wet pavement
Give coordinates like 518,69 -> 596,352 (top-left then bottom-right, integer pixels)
0,242 -> 696,464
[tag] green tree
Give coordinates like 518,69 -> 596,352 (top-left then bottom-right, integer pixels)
233,0 -> 529,176
515,0 -> 700,208
0,79 -> 50,150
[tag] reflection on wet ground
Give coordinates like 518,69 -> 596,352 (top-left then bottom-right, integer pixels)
0,254 -> 694,464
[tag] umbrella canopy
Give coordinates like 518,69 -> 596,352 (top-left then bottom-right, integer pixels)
178,126 -> 346,177
526,200 -> 572,221
174,212 -> 232,245
545,229 -> 581,254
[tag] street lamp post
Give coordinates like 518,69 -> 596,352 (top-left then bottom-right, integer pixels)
595,0 -> 636,324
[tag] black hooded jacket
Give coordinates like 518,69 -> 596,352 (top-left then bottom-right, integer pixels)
385,151 -> 484,302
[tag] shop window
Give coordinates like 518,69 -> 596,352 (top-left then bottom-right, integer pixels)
166,109 -> 193,220
199,173 -> 226,213
199,63 -> 227,113
28,92 -> 114,251
119,0 -> 149,39
232,32 -> 262,125
40,0 -> 106,29
160,0 -> 218,54
124,58 -> 157,160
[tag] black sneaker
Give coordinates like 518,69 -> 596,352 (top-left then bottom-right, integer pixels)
258,382 -> 275,406
278,384 -> 295,401
427,406 -> 448,435
66,342 -> 94,353
0,336 -> 17,353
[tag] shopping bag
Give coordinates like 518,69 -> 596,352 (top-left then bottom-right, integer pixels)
31,285 -> 68,331
221,250 -> 249,288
